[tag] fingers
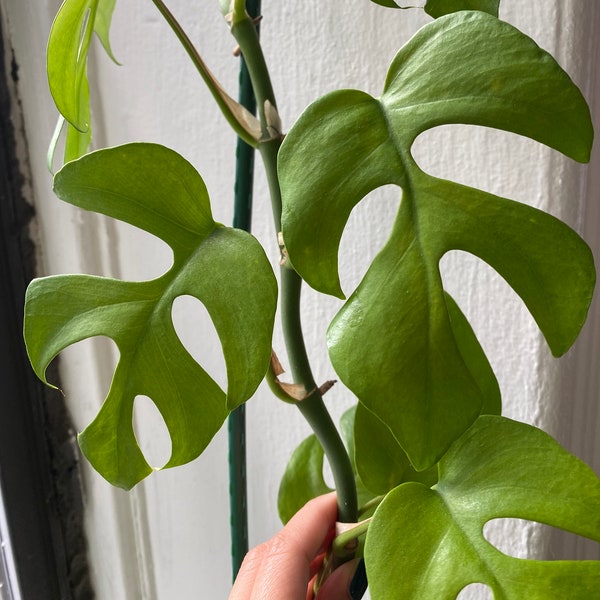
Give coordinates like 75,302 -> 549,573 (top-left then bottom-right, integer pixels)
315,558 -> 367,600
229,493 -> 338,600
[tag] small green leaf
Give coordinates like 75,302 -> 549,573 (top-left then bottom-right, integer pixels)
369,0 -> 405,8
279,11 -> 594,470
365,416 -> 600,599
47,0 -> 119,162
24,143 -> 277,488
94,0 -> 119,63
278,435 -> 333,525
425,0 -> 499,18
339,406 -> 385,508
48,0 -> 93,131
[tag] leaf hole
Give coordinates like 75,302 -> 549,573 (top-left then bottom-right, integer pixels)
457,583 -> 493,599
338,184 -> 400,295
57,336 -> 119,425
438,249 -> 549,422
111,219 -> 174,281
132,394 -> 172,469
171,295 -> 227,392
412,124 -> 550,208
438,249 -> 528,335
484,518 -> 600,560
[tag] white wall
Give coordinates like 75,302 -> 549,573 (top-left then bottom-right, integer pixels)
2,1 -> 599,598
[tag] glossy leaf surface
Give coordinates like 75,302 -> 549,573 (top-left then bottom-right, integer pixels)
24,143 -> 277,488
278,11 -> 594,470
365,416 -> 600,599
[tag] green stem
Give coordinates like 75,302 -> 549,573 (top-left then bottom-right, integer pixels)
281,268 -> 358,524
359,494 -> 385,518
333,519 -> 372,558
229,6 -> 358,525
229,9 -> 278,134
150,0 -> 260,147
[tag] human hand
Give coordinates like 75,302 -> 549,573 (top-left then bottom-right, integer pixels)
228,493 -> 367,600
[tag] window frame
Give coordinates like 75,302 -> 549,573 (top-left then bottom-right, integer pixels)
0,11 -> 91,600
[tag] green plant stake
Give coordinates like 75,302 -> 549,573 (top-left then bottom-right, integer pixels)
228,0 -> 262,579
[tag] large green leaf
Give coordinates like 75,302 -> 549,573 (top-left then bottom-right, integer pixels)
24,143 -> 277,488
47,0 -> 118,163
278,11 -> 594,470
364,416 -> 600,599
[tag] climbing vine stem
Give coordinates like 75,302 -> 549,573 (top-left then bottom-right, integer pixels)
229,4 -> 359,526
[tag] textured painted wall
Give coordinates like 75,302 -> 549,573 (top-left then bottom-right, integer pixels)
4,1 -> 599,598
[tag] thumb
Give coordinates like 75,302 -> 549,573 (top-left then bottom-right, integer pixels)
315,558 -> 367,600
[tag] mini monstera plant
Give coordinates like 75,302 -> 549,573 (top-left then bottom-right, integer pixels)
24,0 -> 599,598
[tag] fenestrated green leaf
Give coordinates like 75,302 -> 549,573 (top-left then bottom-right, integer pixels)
425,0 -> 499,18
278,435 -> 333,524
365,416 -> 600,599
278,11 -> 594,470
24,143 -> 277,488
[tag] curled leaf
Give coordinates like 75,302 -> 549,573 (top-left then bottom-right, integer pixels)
47,0 -> 119,163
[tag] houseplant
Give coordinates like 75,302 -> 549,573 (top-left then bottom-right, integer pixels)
22,0 -> 600,597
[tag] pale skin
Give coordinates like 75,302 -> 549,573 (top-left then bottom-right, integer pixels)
229,493 -> 364,600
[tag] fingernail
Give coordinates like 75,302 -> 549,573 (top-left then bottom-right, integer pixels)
349,558 -> 367,600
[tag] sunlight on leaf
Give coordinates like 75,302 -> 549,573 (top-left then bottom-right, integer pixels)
279,11 -> 594,470
365,416 -> 600,599
24,143 -> 277,488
